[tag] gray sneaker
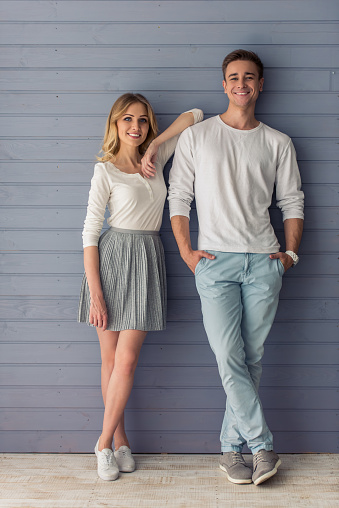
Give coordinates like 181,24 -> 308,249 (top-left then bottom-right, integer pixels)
252,449 -> 281,485
219,452 -> 252,484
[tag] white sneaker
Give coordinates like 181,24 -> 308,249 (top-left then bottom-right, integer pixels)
94,439 -> 119,481
114,445 -> 136,472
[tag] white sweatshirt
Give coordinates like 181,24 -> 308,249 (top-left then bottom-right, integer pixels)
82,109 -> 203,247
168,116 -> 304,253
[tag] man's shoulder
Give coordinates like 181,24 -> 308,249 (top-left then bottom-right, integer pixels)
261,122 -> 291,146
183,115 -> 218,139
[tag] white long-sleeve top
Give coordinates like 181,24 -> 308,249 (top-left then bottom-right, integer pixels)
168,116 -> 304,254
82,109 -> 203,247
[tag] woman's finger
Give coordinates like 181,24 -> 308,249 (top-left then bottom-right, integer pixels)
102,313 -> 108,332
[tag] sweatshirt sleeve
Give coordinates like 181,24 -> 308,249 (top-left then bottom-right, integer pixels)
275,139 -> 304,221
167,127 -> 195,219
82,163 -> 111,248
156,109 -> 203,169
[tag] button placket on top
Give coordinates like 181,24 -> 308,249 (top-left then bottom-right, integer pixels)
138,174 -> 154,200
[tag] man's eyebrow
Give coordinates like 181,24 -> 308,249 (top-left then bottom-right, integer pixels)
227,72 -> 256,78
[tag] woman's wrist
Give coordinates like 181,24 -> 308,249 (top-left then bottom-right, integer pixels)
150,137 -> 161,148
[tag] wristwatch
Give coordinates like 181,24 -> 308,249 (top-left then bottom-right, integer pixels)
285,250 -> 299,266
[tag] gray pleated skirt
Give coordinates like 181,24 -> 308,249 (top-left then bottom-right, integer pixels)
78,227 -> 167,331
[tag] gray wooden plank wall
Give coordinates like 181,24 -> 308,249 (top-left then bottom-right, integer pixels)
0,0 -> 338,453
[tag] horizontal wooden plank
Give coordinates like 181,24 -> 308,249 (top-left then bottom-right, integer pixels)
0,182 -> 337,207
1,343 -> 338,366
0,385 -> 338,410
1,114 -> 337,138
2,46 -> 338,69
0,206 -> 336,231
0,430 -> 336,453
1,1 -> 338,22
1,161 -> 337,184
0,69 -> 333,93
1,365 -> 337,389
1,253 -> 338,277
1,92 -> 337,115
1,137 -> 338,162
2,22 -> 338,45
1,274 -> 337,299
1,409 -> 337,432
0,296 -> 338,321
0,230 -> 337,254
1,321 -> 338,345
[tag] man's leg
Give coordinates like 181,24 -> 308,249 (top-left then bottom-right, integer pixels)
195,252 -> 273,453
239,253 -> 283,453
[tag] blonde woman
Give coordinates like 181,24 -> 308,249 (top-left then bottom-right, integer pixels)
78,93 -> 203,481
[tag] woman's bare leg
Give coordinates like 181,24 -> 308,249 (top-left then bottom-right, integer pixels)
97,328 -> 139,449
98,329 -> 147,451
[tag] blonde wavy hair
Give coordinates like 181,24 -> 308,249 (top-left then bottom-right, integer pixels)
97,93 -> 158,162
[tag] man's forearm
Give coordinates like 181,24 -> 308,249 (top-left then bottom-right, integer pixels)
170,215 -> 193,259
284,218 -> 304,253
171,215 -> 215,273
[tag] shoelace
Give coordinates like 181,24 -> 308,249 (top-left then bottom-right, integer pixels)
232,452 -> 245,464
99,451 -> 114,469
253,451 -> 265,469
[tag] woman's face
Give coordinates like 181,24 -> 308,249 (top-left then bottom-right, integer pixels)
116,102 -> 149,149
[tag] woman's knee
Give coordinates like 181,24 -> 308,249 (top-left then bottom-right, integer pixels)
116,351 -> 139,377
101,351 -> 115,374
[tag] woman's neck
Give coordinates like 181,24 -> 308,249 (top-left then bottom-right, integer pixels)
115,145 -> 141,165
112,146 -> 143,174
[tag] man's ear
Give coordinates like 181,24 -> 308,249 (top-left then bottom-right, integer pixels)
222,80 -> 227,94
259,77 -> 264,92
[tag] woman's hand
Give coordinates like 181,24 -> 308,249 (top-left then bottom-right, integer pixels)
141,140 -> 159,178
89,294 -> 108,331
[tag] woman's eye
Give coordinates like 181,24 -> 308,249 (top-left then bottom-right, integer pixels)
139,118 -> 148,123
123,117 -> 132,121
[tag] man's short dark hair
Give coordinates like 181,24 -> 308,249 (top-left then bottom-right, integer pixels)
222,50 -> 264,80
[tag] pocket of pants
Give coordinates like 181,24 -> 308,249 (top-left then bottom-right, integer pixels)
277,258 -> 285,276
194,257 -> 206,276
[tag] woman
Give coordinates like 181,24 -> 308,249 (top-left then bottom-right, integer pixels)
78,93 -> 203,481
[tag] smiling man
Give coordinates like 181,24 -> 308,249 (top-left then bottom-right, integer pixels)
168,50 -> 304,485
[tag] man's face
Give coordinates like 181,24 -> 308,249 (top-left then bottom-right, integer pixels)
222,60 -> 264,109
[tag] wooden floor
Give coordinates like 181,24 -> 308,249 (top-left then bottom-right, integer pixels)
0,454 -> 338,507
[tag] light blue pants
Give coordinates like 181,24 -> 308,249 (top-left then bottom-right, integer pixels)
195,252 -> 284,454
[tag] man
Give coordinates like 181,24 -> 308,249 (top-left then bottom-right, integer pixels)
168,50 -> 304,485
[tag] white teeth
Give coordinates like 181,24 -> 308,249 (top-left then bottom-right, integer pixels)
128,133 -> 140,138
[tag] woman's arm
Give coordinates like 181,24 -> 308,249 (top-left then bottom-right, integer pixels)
82,164 -> 111,331
141,109 -> 203,178
84,246 -> 108,331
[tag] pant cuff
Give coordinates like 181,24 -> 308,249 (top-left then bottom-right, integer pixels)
221,446 -> 243,453
250,444 -> 273,454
